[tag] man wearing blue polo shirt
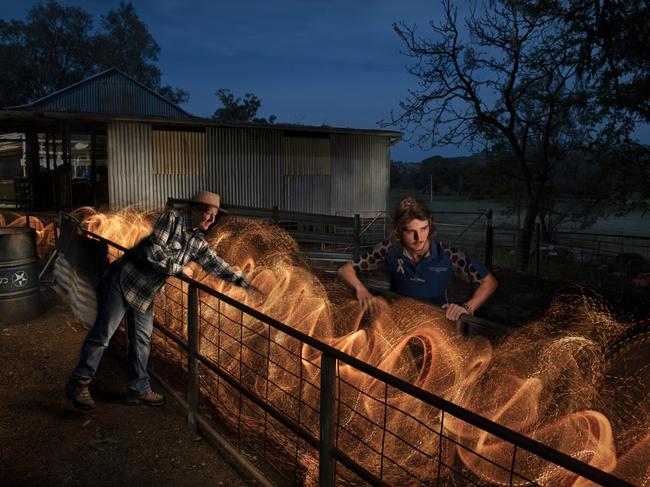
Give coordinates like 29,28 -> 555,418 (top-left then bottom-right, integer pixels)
338,197 -> 498,321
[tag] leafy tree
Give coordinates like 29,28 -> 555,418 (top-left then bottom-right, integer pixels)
0,1 -> 94,106
459,160 -> 487,200
420,156 -> 461,194
94,2 -> 189,104
391,161 -> 421,189
0,1 -> 188,107
567,0 -> 650,121
212,89 -> 276,124
574,133 -> 650,217
386,0 -> 606,270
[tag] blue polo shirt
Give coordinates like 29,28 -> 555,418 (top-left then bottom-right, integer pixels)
353,239 -> 489,305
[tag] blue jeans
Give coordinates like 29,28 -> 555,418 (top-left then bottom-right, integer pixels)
71,268 -> 154,394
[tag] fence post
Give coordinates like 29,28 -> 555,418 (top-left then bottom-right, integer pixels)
319,354 -> 337,487
484,209 -> 493,268
187,283 -> 199,431
272,205 -> 279,225
353,214 -> 360,261
535,221 -> 541,279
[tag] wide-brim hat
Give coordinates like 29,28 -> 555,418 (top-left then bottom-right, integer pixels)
189,191 -> 228,213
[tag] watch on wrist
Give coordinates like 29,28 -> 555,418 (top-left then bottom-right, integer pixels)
461,302 -> 474,315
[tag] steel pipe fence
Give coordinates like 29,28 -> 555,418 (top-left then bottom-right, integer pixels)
428,210 -> 494,269
491,226 -> 650,282
75,225 -> 631,487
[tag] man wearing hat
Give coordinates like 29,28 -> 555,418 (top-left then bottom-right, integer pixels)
66,191 -> 255,411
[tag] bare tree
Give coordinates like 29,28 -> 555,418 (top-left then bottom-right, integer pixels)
386,0 -> 598,270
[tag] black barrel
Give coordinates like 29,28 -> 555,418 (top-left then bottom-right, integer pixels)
0,227 -> 41,324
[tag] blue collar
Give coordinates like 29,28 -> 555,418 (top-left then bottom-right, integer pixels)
399,239 -> 439,262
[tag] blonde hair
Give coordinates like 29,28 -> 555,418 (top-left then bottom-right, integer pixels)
389,197 -> 436,244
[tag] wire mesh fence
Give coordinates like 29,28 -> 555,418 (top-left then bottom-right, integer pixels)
76,224 -> 632,487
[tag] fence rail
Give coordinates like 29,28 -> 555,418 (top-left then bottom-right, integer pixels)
70,219 -> 632,487
492,225 -> 650,281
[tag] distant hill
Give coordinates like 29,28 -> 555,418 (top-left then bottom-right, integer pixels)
391,153 -> 487,195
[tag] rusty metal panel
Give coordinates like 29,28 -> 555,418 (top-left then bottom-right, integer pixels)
28,69 -> 191,120
152,129 -> 206,175
206,127 -> 283,209
330,134 -> 390,215
151,128 -> 208,208
109,122 -> 207,209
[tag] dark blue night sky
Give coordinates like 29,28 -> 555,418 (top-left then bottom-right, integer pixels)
2,0 -> 648,162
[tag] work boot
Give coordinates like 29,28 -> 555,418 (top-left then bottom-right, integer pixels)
65,378 -> 95,411
127,390 -> 165,407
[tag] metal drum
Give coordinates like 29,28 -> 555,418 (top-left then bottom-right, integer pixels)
0,227 -> 41,324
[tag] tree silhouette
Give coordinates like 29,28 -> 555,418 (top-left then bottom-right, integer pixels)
212,89 -> 276,124
0,1 -> 188,107
387,0 -> 614,270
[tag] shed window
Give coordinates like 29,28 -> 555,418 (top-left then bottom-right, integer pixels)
153,129 -> 206,175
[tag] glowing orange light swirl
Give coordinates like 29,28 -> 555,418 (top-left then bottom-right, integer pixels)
71,208 -> 650,486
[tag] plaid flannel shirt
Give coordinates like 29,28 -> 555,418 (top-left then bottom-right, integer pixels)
119,208 -> 251,312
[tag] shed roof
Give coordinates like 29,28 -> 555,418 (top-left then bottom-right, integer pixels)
9,68 -> 195,120
2,68 -> 402,141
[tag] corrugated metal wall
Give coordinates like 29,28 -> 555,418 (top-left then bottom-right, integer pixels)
207,127 -> 283,209
331,134 -> 390,216
152,128 -> 208,205
108,122 -> 155,209
30,71 -> 191,119
152,129 -> 207,175
283,134 -> 331,214
107,122 -> 390,214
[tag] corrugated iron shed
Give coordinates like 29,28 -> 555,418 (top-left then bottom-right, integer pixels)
0,67 -> 402,215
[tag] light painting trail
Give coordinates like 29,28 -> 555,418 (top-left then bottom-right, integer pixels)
16,208 -> 650,486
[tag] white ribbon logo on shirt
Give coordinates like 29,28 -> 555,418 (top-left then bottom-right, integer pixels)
397,258 -> 405,274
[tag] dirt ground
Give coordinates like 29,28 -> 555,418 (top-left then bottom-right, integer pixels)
0,287 -> 252,487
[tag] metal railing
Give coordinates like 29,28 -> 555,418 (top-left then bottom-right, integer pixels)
74,223 -> 631,487
492,226 -> 650,282
181,201 -> 362,261
432,209 -> 494,268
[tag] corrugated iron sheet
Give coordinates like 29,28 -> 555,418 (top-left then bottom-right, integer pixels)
330,134 -> 390,216
152,129 -> 206,175
28,70 -> 191,120
107,122 -> 155,209
206,127 -> 283,209
282,134 -> 331,175
107,122 -> 390,215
